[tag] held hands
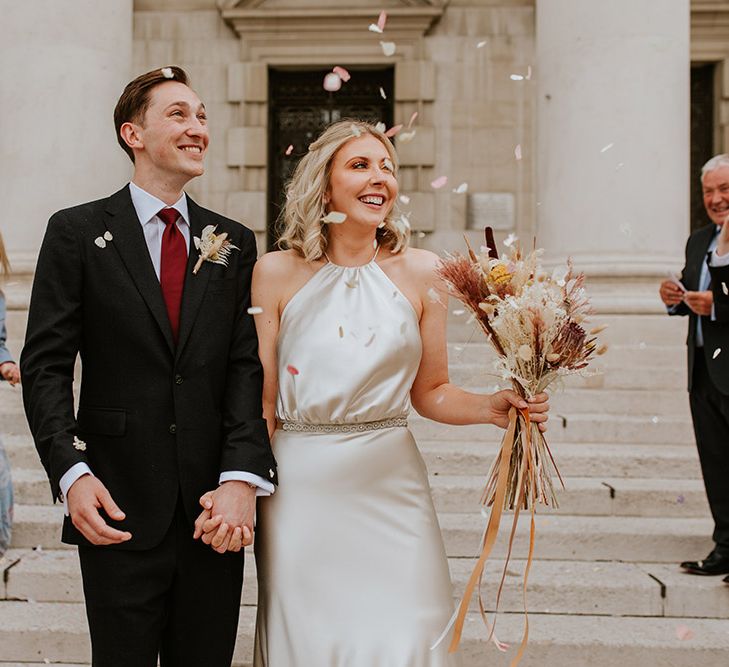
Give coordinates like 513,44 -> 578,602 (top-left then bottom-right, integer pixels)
488,390 -> 549,432
193,480 -> 256,554
659,280 -> 685,307
67,474 -> 132,545
683,290 -> 713,316
0,362 -> 20,386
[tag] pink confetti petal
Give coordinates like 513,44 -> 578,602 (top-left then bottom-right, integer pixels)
385,124 -> 402,138
407,111 -> 418,128
377,10 -> 387,32
323,72 -> 342,92
675,625 -> 694,641
285,144 -> 294,156
286,365 -> 299,376
431,176 -> 448,189
332,66 -> 351,82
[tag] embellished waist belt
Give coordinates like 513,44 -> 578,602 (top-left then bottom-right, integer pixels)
280,417 -> 408,433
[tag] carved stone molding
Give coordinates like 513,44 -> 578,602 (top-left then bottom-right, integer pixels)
692,1 -> 729,60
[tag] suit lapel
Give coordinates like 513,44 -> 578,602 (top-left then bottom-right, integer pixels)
687,225 -> 716,291
104,186 -> 175,354
176,196 -> 212,360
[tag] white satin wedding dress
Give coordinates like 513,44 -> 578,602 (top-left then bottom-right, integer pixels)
253,250 -> 460,666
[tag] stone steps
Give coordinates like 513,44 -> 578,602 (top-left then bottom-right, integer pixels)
9,504 -> 715,562
1,600 -> 728,666
10,467 -> 709,518
4,549 -> 728,620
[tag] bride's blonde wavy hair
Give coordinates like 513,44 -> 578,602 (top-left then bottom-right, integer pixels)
277,120 -> 409,261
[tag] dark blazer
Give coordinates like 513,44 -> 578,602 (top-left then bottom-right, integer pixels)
670,223 -> 729,394
21,185 -> 277,549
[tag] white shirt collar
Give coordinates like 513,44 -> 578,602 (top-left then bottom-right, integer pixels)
128,181 -> 190,227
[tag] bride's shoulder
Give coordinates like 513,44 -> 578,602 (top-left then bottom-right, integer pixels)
255,249 -> 306,277
398,247 -> 441,277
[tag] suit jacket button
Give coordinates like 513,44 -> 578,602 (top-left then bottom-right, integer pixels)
169,424 -> 177,434
175,375 -> 183,385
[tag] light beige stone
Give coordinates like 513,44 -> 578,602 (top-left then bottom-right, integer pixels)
227,127 -> 267,167
395,61 -> 436,102
396,126 -> 436,166
226,191 -> 267,230
228,62 -> 268,103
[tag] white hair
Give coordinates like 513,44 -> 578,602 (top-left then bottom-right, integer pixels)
701,154 -> 729,181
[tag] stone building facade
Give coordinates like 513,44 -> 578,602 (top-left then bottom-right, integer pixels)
2,0 -> 729,314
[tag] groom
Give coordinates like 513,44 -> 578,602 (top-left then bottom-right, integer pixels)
21,66 -> 277,666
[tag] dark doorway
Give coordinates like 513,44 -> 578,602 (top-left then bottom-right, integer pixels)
267,67 -> 394,249
690,63 -> 716,232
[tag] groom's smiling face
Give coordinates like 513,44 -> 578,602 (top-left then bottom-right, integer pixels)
133,81 -> 209,182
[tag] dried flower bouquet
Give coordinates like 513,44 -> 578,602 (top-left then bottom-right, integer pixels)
436,227 -> 605,663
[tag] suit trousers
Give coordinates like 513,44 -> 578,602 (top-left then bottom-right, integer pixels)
689,351 -> 729,552
78,494 -> 245,667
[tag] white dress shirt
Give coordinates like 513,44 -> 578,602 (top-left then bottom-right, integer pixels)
59,182 -> 273,511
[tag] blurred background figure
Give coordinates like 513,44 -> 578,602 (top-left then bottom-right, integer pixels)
0,231 -> 19,556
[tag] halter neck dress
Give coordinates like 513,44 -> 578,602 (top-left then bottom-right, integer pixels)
253,251 -> 460,666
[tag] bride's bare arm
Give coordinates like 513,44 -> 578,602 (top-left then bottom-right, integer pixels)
251,252 -> 285,439
408,251 -> 549,429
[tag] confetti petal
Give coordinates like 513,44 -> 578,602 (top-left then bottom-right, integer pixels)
383,157 -> 394,172
286,365 -> 299,376
322,211 -> 347,224
103,231 -> 113,242
431,176 -> 448,190
398,130 -> 416,143
368,23 -> 383,34
332,66 -> 351,82
675,625 -> 694,641
452,309 -> 465,316
350,123 -> 362,137
526,65 -> 532,80
722,282 -> 728,295
380,41 -> 396,57
385,124 -> 402,137
161,67 -> 173,79
504,233 -> 517,247
247,306 -> 263,315
407,112 -> 418,128
94,237 -> 107,248
510,74 -> 524,81
285,144 -> 294,156
453,182 -> 468,194
476,40 -> 487,48
375,122 -> 386,133
379,87 -> 387,99
600,142 -> 614,153
651,416 -> 659,424
377,9 -> 387,32
323,72 -> 342,92
399,194 -> 410,204
713,347 -> 722,359
514,144 -> 522,160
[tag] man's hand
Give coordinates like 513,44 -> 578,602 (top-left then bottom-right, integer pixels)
0,362 -> 20,386
684,290 -> 713,316
659,280 -> 685,306
487,390 -> 549,432
193,481 -> 255,554
67,474 -> 132,545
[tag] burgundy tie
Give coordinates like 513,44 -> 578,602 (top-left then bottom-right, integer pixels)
157,207 -> 187,343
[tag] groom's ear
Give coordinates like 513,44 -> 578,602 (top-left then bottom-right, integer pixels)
119,122 -> 143,156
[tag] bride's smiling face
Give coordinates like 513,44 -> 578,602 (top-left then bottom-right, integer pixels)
325,134 -> 398,228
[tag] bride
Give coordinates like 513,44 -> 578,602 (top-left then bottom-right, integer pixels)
218,120 -> 547,665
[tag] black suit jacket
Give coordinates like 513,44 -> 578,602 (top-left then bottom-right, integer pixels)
670,223 -> 729,395
21,185 -> 277,549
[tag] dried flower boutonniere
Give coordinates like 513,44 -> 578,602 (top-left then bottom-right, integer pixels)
193,225 -> 239,275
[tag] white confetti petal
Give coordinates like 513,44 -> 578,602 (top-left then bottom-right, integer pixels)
247,306 -> 263,315
161,67 -> 173,79
350,123 -> 362,137
600,142 -> 614,153
713,348 -> 722,359
526,65 -> 532,80
651,416 -> 659,424
375,122 -> 386,133
368,23 -> 383,34
510,74 -> 524,81
380,41 -> 396,57
722,282 -> 728,295
514,144 -> 522,160
323,72 -> 342,92
94,237 -> 107,248
453,182 -> 468,194
399,194 -> 410,205
452,309 -> 465,316
476,40 -> 487,48
398,130 -> 416,143
103,231 -> 113,242
379,87 -> 387,99
504,233 -> 517,247
322,211 -> 347,224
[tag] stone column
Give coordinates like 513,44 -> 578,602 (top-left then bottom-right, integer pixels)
536,0 -> 690,312
0,0 -> 133,270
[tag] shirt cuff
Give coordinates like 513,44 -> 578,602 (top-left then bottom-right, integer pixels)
59,463 -> 93,515
218,471 -> 274,496
710,248 -> 729,266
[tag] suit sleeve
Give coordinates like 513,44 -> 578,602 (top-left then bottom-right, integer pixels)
20,212 -> 88,499
668,235 -> 692,317
219,229 -> 277,484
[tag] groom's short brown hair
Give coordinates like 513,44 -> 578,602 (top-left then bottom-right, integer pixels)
114,66 -> 189,162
